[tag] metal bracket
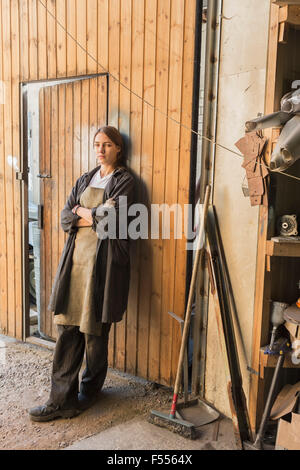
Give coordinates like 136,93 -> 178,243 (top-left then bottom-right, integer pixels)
247,366 -> 259,377
16,172 -> 24,181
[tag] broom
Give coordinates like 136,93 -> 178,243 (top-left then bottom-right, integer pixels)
149,185 -> 211,439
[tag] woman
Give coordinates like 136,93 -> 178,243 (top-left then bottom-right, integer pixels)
29,126 -> 135,422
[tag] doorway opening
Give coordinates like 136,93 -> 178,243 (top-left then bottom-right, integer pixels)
22,73 -> 108,342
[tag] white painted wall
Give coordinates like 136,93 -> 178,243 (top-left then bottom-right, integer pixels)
204,0 -> 271,417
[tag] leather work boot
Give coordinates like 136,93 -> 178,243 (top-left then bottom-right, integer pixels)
77,392 -> 98,411
28,403 -> 80,422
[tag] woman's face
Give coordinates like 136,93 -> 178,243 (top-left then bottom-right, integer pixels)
94,132 -> 121,168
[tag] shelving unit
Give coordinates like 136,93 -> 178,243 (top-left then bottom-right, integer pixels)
249,2 -> 300,434
259,347 -> 299,379
266,239 -> 300,257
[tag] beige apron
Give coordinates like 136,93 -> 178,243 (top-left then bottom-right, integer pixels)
54,186 -> 104,336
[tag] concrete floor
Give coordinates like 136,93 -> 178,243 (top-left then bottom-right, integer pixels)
66,415 -> 237,450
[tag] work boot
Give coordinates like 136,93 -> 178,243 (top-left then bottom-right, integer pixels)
28,403 -> 80,422
77,392 -> 98,411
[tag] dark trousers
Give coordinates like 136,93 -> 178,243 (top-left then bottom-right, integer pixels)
47,323 -> 111,409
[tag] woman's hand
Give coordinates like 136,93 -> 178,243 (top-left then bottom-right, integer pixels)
73,205 -> 93,225
103,198 -> 115,208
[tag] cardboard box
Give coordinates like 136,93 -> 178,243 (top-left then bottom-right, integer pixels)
276,413 -> 300,450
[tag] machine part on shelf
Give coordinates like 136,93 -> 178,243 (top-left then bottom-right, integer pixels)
270,115 -> 300,172
243,352 -> 285,450
281,88 -> 300,114
149,185 -> 211,440
277,214 -> 298,237
206,206 -> 251,449
245,111 -> 292,132
269,301 -> 289,351
264,337 -> 291,356
283,304 -> 300,324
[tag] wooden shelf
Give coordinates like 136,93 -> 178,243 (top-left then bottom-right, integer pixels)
266,239 -> 300,257
259,346 -> 299,378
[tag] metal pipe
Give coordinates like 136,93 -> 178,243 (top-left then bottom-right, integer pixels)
192,0 -> 223,395
199,0 -> 222,204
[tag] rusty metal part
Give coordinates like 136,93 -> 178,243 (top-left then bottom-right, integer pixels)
277,214 -> 298,237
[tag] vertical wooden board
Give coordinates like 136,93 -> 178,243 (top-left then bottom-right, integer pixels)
97,0 -> 108,74
76,0 -> 87,76
2,0 -> 16,337
50,86 -> 59,339
87,0 -> 98,74
65,82 -> 74,212
0,2 -> 8,334
172,0 -> 196,385
125,0 -> 144,375
47,0 -> 57,79
56,0 -> 67,78
28,0 -> 38,80
119,0 -> 131,133
19,0 -> 29,82
108,0 -> 120,128
11,0 -> 23,339
73,80 -> 82,181
81,79 -> 90,174
107,2 -> 120,365
97,75 -> 107,127
249,3 -> 279,433
58,85 -> 66,261
114,0 -> 132,373
37,0 -> 47,79
88,77 -> 98,171
66,0 -> 77,77
148,0 -> 170,382
137,0 -> 157,379
160,0 -> 184,386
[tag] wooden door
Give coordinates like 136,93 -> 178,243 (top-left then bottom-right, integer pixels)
39,75 -> 107,340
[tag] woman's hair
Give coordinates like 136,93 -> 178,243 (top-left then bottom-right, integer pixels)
93,126 -> 126,167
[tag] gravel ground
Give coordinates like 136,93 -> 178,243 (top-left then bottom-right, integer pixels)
0,337 -> 236,451
0,338 -> 172,450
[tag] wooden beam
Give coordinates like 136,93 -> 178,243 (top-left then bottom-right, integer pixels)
279,5 -> 300,25
248,2 -> 280,436
273,1 -> 300,6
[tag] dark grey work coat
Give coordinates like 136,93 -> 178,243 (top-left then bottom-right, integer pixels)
48,165 -> 135,324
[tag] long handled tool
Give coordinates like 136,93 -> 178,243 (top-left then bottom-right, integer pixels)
243,353 -> 285,450
149,185 -> 211,439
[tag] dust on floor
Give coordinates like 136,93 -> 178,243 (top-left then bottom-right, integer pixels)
0,337 -> 236,450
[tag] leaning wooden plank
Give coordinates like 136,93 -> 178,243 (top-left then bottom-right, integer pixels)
206,208 -> 251,449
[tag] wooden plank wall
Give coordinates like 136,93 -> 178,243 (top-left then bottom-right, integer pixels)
0,0 -> 197,387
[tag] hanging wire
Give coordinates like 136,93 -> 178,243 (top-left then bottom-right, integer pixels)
36,0 -> 300,184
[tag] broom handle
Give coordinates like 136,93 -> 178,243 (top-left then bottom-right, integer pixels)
173,185 -> 211,399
